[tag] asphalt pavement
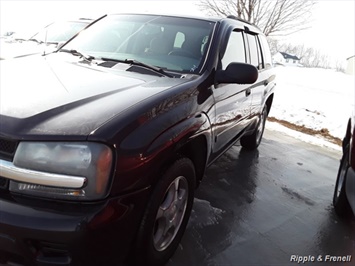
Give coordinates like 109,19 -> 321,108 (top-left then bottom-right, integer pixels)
168,128 -> 355,266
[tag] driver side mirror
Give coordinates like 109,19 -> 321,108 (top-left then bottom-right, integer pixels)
215,62 -> 258,85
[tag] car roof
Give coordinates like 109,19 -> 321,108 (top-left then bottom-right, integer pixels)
108,13 -> 220,22
107,13 -> 262,33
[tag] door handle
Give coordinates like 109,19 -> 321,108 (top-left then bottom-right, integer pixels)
246,88 -> 251,96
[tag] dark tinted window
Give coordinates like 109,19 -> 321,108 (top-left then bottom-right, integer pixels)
221,30 -> 246,70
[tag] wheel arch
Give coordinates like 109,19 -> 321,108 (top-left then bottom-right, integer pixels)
143,112 -> 212,189
175,135 -> 208,188
265,93 -> 274,116
153,134 -> 210,190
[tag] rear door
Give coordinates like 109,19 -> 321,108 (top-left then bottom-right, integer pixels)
246,33 -> 272,118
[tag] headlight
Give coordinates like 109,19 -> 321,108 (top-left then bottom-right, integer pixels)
9,142 -> 113,200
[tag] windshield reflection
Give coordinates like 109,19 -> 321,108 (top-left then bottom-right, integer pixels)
63,14 -> 216,74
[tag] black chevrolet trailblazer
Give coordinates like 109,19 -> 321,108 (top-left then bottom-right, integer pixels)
0,14 -> 276,266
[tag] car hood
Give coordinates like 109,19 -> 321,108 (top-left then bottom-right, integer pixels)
0,54 -> 189,139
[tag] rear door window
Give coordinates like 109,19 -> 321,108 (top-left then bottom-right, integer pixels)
259,36 -> 273,69
246,34 -> 259,68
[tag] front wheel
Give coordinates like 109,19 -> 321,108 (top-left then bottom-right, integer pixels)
241,105 -> 267,150
333,147 -> 352,218
132,158 -> 196,266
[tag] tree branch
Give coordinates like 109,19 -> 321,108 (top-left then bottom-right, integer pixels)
198,0 -> 317,36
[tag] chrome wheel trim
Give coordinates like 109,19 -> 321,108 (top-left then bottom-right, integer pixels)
153,176 -> 188,251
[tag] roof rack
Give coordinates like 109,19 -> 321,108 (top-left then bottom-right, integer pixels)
78,18 -> 94,21
226,15 -> 253,26
226,15 -> 263,34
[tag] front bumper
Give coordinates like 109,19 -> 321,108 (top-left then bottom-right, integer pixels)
0,187 -> 151,266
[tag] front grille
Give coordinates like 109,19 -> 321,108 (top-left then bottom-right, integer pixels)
0,138 -> 18,161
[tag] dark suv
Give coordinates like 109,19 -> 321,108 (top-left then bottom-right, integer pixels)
0,14 -> 275,266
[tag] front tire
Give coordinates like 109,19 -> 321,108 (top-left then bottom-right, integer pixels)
132,158 -> 196,266
241,105 -> 267,150
333,147 -> 352,218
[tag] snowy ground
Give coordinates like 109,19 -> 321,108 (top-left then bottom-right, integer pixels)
267,66 -> 354,150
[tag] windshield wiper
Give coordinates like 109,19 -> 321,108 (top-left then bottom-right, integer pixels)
100,58 -> 173,78
28,38 -> 43,44
60,49 -> 95,63
28,39 -> 58,46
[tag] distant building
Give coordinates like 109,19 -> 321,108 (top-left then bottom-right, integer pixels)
273,52 -> 301,66
346,55 -> 355,75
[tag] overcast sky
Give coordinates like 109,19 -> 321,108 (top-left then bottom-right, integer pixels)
0,0 -> 354,63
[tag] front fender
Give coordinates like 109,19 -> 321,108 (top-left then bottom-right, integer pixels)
109,112 -> 212,196
107,83 -> 215,195
145,112 -> 212,158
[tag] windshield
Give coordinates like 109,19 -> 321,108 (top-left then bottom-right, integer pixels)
63,14 -> 216,74
30,21 -> 89,44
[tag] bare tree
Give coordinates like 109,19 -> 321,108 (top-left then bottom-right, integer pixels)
198,0 -> 316,36
335,60 -> 345,73
269,38 -> 336,69
267,38 -> 280,55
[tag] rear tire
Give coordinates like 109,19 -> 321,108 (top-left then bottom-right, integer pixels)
241,105 -> 267,150
132,158 -> 196,266
333,147 -> 352,218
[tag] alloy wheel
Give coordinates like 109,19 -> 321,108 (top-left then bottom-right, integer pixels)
153,176 -> 188,251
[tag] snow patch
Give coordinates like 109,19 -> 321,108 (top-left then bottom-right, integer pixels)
188,198 -> 224,229
269,66 -> 354,141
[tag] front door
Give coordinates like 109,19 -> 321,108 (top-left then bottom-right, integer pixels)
211,29 -> 252,156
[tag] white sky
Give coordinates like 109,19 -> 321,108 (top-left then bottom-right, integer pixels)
280,0 -> 355,63
0,0 -> 354,62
